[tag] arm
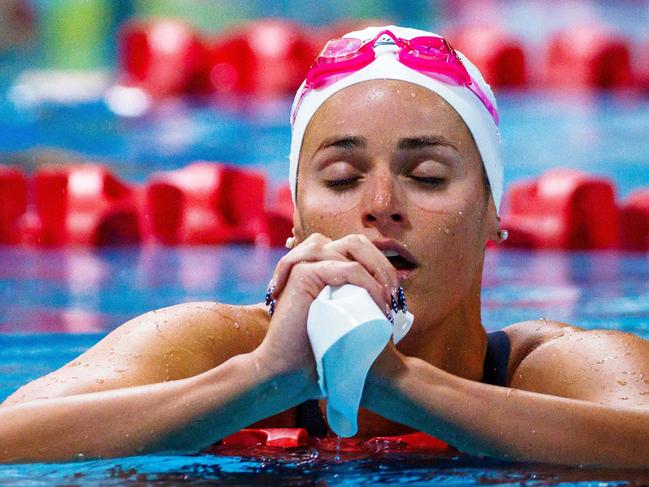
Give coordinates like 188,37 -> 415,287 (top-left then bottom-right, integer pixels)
0,302 -> 314,463
364,328 -> 649,468
0,233 -> 399,463
0,349 -> 312,463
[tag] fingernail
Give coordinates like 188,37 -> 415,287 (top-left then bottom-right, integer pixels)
265,283 -> 275,306
398,287 -> 407,313
391,294 -> 399,313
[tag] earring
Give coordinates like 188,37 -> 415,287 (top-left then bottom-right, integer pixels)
497,229 -> 509,243
285,236 -> 296,249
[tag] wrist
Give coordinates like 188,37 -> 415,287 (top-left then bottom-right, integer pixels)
362,349 -> 412,410
249,345 -> 320,403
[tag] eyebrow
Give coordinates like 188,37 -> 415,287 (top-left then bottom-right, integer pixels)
317,136 -> 367,152
397,136 -> 458,152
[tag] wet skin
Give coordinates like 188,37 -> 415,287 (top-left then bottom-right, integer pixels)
5,80 -> 649,465
294,80 -> 499,380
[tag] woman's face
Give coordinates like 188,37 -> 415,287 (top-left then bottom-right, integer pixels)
294,79 -> 499,328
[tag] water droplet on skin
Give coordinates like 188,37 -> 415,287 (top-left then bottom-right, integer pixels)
96,379 -> 104,384
68,361 -> 81,367
234,322 -> 240,329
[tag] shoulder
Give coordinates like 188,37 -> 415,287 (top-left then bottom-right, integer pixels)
500,319 -> 579,374
502,320 -> 649,406
2,302 -> 270,405
95,301 -> 270,380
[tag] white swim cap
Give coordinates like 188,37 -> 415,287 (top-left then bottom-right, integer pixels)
288,25 -> 503,213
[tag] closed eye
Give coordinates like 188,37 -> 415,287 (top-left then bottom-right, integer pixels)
409,176 -> 445,186
324,177 -> 362,189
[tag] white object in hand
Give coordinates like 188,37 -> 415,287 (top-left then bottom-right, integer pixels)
306,284 -> 414,437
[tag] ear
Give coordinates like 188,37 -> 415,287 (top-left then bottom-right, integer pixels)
485,197 -> 501,244
292,206 -> 306,244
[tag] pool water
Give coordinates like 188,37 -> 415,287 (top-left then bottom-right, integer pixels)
3,247 -> 649,485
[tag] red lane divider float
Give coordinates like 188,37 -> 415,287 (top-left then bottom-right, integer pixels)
145,161 -> 279,245
620,189 -> 649,251
118,19 -> 207,98
501,169 -> 620,250
4,163 -> 649,251
446,25 -> 527,89
0,162 -> 293,248
25,164 -> 142,246
0,165 -> 27,244
544,23 -> 634,90
199,20 -> 317,97
117,18 -> 399,100
206,428 -> 449,455
115,18 -> 649,98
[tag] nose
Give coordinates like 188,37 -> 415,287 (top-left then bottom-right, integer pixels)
361,170 -> 407,229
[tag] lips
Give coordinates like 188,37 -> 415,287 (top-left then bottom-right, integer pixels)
373,240 -> 419,272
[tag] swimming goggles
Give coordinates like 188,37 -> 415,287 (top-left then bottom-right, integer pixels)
292,29 -> 499,126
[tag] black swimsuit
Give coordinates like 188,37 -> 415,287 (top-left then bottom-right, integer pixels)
296,330 -> 511,437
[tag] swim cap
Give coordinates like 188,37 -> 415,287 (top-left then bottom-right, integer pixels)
289,25 -> 503,213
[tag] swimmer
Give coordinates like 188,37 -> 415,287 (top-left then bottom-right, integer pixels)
3,25 -> 649,467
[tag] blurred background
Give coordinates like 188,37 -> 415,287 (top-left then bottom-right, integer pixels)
2,0 -> 649,186
2,0 -> 649,336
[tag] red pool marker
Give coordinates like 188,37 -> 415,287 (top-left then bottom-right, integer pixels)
544,24 -> 634,90
620,190 -> 649,251
446,25 -> 527,89
0,165 -> 27,244
501,169 -> 620,250
29,165 -> 141,246
144,162 -> 268,245
212,428 -> 448,453
202,20 -> 317,96
635,37 -> 649,91
261,183 -> 294,247
118,19 -> 206,97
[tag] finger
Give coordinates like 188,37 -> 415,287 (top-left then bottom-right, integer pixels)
327,234 -> 399,299
270,233 -> 338,297
287,260 -> 392,315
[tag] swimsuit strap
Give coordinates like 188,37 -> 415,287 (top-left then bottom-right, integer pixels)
296,330 -> 511,436
482,330 -> 511,387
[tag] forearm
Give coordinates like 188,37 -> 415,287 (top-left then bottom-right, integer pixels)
365,356 -> 649,468
0,351 -> 310,463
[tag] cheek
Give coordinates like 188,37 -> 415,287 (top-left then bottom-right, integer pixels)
414,197 -> 487,279
298,194 -> 361,239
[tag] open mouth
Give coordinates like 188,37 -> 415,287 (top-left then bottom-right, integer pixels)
382,250 -> 417,270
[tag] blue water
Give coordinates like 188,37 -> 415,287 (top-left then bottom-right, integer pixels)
3,248 -> 649,484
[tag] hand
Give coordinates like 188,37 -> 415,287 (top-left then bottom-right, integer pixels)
253,233 -> 399,396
